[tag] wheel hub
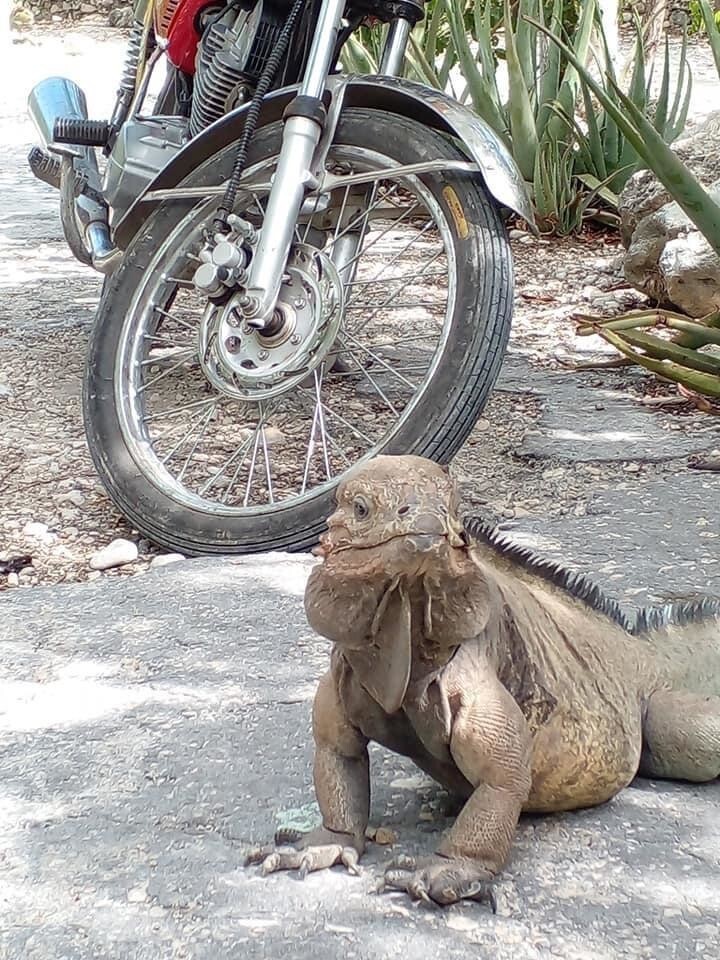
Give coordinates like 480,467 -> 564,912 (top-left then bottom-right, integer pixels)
198,243 -> 344,401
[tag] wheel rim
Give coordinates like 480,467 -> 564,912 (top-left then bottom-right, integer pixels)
116,145 -> 458,517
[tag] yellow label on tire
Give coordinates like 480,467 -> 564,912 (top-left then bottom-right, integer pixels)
442,186 -> 469,240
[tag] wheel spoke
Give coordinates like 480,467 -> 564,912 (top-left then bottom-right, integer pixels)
141,348 -> 195,367
343,349 -> 399,416
161,274 -> 195,288
160,401 -> 217,466
326,180 -> 390,250
137,353 -> 196,393
338,332 -> 418,391
176,404 -> 218,482
144,396 -> 217,426
335,199 -> 422,282
152,304 -> 199,334
295,386 -> 374,445
119,141 -> 463,518
314,365 -> 332,482
343,217 -> 435,310
261,423 -> 275,504
350,247 -> 447,337
343,269 -> 448,288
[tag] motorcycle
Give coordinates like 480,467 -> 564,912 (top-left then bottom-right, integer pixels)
26,0 -> 533,555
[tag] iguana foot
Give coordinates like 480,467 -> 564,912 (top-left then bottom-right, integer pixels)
382,854 -> 496,908
245,826 -> 363,880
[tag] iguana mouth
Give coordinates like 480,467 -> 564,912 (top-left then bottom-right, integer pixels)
319,530 -> 460,558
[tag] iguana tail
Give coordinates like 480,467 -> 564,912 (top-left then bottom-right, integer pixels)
631,599 -> 720,697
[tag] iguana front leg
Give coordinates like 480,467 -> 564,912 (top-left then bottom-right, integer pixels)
384,667 -> 532,905
247,669 -> 370,878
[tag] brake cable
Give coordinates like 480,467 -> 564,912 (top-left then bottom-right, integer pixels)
213,0 -> 307,232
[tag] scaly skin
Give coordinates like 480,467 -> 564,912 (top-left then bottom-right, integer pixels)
248,455 -> 720,905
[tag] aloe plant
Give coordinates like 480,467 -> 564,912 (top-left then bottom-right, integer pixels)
696,0 -> 720,76
342,0 -> 693,234
533,17 -> 720,254
576,310 -> 720,399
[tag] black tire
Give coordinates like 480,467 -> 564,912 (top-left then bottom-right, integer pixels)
84,108 -> 513,555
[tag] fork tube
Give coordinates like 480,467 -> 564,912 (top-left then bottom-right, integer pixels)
241,0 -> 346,327
379,17 -> 412,76
328,17 -> 413,289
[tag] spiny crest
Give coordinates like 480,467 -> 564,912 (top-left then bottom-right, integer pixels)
464,516 -> 631,631
631,597 -> 720,636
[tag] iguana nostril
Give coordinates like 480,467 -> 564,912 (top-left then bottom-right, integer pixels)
397,505 -> 410,516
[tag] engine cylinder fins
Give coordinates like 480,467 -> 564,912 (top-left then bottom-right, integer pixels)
188,7 -> 285,137
190,44 -> 253,137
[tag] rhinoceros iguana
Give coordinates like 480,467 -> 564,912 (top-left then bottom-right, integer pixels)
248,455 -> 720,906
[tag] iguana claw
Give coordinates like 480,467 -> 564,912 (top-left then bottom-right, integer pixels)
245,827 -> 364,880
382,854 -> 497,909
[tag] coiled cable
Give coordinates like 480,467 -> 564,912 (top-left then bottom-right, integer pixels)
213,0 -> 306,232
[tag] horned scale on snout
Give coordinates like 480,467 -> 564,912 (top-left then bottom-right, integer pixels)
247,454 -> 720,906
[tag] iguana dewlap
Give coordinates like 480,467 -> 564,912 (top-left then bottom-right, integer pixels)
248,455 -> 720,905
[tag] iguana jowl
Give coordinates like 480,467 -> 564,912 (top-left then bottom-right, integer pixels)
248,455 -> 720,905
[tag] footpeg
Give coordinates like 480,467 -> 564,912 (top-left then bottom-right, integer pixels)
27,146 -> 61,190
53,117 -> 110,148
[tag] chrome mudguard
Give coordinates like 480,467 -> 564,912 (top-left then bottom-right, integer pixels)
113,75 -> 534,248
343,76 -> 534,227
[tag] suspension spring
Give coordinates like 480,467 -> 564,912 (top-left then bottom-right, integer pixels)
109,19 -> 147,136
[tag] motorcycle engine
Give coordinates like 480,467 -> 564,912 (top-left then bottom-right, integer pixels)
102,1 -> 283,223
189,0 -> 285,136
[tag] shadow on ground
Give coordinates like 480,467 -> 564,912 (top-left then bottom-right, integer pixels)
1,555 -> 718,960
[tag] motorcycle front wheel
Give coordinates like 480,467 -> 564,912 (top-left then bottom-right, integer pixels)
83,108 -> 513,555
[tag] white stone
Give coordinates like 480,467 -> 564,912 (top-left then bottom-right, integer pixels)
89,539 -> 138,571
150,553 -> 186,569
446,913 -> 479,932
56,490 -> 85,508
23,521 -> 49,538
23,522 -> 56,544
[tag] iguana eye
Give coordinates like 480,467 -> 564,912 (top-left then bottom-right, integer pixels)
353,496 -> 370,520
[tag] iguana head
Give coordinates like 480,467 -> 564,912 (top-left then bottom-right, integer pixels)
316,455 -> 467,560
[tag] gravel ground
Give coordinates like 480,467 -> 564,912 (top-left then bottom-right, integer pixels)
1,24 -> 718,589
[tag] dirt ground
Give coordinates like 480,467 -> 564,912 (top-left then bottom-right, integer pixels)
1,24 -> 718,589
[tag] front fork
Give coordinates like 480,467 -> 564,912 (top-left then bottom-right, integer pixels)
239,1 -> 414,330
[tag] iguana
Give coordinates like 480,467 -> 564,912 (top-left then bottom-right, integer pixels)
247,454 -> 720,905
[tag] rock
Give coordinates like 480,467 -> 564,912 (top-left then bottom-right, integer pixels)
6,573 -> 20,588
89,538 -> 138,571
619,111 -> 720,246
373,827 -> 397,846
580,284 -> 604,302
55,490 -> 85,508
446,913 -> 479,932
659,231 -> 720,318
22,521 -> 56,544
619,112 -> 720,316
108,6 -> 133,27
127,884 -> 147,904
263,426 -> 285,446
621,179 -> 720,317
150,553 -> 185,569
10,2 -> 35,29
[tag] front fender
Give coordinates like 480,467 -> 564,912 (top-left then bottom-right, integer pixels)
344,76 -> 534,227
113,75 -> 534,249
